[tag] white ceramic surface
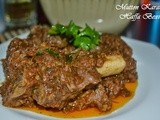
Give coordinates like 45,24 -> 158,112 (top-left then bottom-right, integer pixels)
39,0 -> 139,34
0,34 -> 160,120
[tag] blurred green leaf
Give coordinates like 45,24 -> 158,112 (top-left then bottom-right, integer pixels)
48,21 -> 100,50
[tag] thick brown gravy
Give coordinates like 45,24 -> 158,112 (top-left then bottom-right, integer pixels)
20,81 -> 138,119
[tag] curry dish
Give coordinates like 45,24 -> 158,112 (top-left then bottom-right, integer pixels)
0,25 -> 137,118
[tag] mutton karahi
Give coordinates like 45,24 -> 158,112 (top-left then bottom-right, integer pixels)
0,22 -> 137,118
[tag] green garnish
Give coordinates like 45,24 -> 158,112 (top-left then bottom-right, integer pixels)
49,21 -> 100,50
45,48 -> 60,58
65,54 -> 73,63
36,50 -> 43,56
48,24 -> 67,35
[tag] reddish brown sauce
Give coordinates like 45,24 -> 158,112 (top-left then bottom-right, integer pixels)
20,81 -> 138,119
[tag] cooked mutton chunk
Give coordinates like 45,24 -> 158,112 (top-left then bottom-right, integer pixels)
0,26 -> 137,112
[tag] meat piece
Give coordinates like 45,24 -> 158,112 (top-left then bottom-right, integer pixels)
32,63 -> 101,109
101,76 -> 130,98
0,25 -> 137,112
0,65 -> 38,107
64,84 -> 112,112
1,51 -> 101,109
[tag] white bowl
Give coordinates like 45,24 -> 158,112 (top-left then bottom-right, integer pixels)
40,0 -> 139,34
